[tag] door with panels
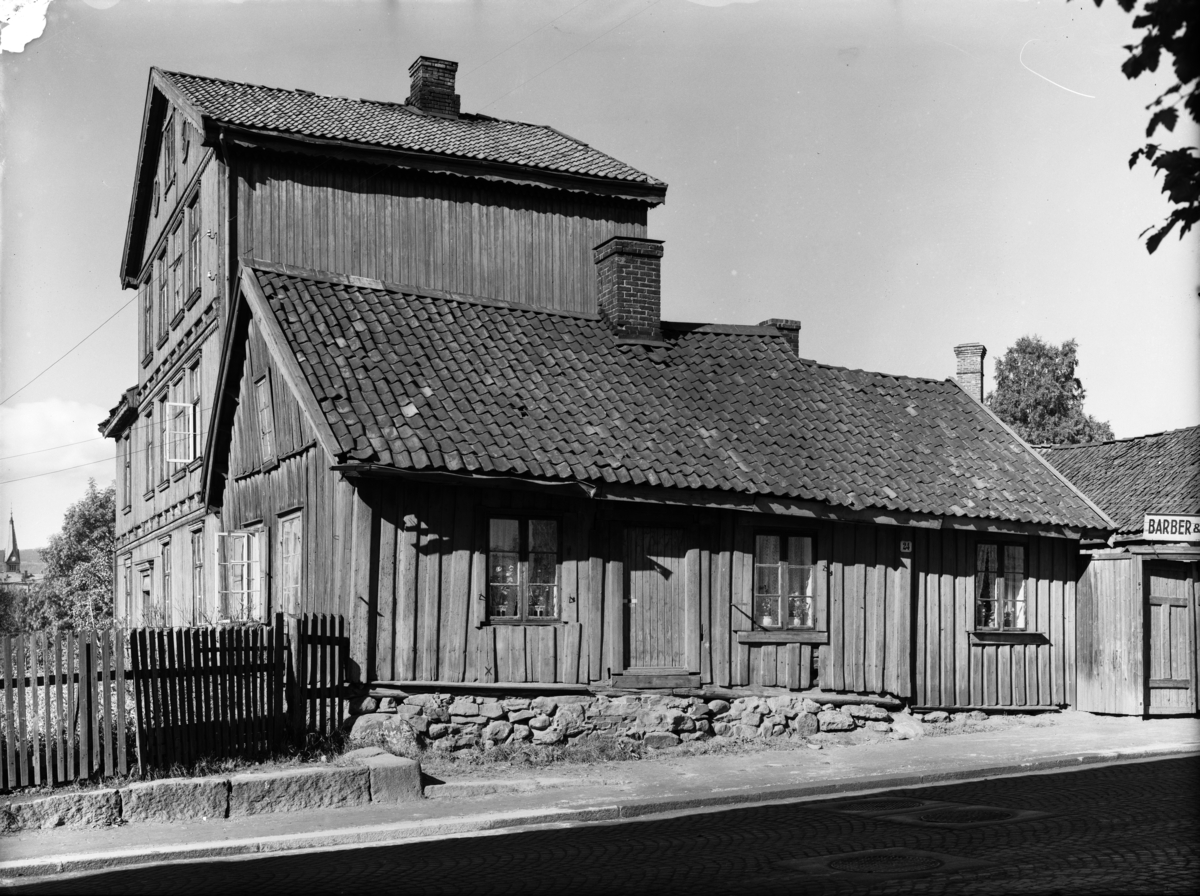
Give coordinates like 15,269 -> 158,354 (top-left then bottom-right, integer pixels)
1144,560 -> 1196,715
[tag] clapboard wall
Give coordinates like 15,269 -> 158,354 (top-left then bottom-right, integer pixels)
912,528 -> 1076,709
235,154 -> 649,313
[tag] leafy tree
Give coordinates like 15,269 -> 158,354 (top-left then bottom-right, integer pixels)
24,480 -> 116,631
1090,0 -> 1199,253
987,336 -> 1115,445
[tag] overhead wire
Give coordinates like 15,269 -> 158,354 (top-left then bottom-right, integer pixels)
479,0 -> 660,113
0,296 -> 136,406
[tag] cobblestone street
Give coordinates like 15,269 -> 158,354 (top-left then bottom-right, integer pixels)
11,755 -> 1198,895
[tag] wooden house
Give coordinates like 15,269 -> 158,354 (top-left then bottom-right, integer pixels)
1043,427 -> 1199,716
107,56 -> 1114,714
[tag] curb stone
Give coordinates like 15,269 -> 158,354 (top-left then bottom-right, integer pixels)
3,744 -> 1196,883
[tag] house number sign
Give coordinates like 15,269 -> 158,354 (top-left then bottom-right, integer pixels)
1143,513 -> 1200,542
899,540 -> 913,555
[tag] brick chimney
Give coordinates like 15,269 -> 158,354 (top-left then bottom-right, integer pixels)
954,343 -> 987,402
408,56 -> 460,118
594,236 -> 665,343
760,319 -> 802,356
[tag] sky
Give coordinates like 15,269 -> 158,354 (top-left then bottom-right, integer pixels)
1,0 -> 1197,547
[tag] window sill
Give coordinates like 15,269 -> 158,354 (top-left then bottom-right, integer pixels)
143,490 -> 155,502
157,480 -> 170,493
171,467 -> 187,482
480,619 -> 563,627
141,353 -> 154,369
737,630 -> 828,645
186,287 -> 202,310
261,458 -> 280,474
170,310 -> 185,330
188,457 -> 203,472
969,631 -> 1049,645
156,333 -> 169,350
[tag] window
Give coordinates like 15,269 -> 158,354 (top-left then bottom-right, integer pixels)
122,433 -> 132,509
190,528 -> 204,625
976,543 -> 1026,631
140,566 -> 153,623
487,517 -> 559,622
123,556 -> 133,620
156,251 -> 168,342
166,372 -> 196,466
217,529 -> 264,621
278,513 -> 302,615
163,114 -> 175,188
189,360 -> 201,458
143,411 -> 155,495
187,197 -> 201,304
181,121 -> 190,163
152,178 -> 160,217
753,533 -> 815,629
254,375 -> 276,465
140,281 -> 152,361
158,395 -> 169,483
160,539 -> 172,619
170,224 -> 184,322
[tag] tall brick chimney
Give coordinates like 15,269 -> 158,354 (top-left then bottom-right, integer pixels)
408,56 -> 460,118
594,236 -> 665,343
760,319 -> 802,357
954,343 -> 987,402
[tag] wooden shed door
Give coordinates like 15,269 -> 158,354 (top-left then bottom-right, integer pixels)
625,527 -> 687,672
1146,562 -> 1196,715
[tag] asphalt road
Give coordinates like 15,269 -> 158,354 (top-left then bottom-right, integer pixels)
13,755 -> 1199,895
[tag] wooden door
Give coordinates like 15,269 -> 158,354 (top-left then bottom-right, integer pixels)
1145,561 -> 1196,715
624,527 -> 687,672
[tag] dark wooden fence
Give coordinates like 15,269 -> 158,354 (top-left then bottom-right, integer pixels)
1,614 -> 347,790
0,630 -> 128,791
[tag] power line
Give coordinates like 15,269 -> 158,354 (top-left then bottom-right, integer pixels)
0,436 -> 107,461
461,0 -> 595,80
480,0 -> 660,113
0,297 -> 136,406
0,456 -> 114,485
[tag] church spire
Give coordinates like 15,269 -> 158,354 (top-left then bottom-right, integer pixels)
5,512 -> 19,574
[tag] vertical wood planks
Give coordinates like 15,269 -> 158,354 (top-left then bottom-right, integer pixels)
16,634 -> 28,786
955,534 -> 971,707
1051,540 -> 1066,705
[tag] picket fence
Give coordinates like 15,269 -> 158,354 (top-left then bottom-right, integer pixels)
0,614 -> 347,791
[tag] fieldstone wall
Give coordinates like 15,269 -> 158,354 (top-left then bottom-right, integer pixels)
348,692 -> 905,751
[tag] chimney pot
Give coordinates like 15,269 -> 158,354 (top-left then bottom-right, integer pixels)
408,56 -> 460,118
760,319 -> 802,357
954,342 -> 987,403
593,236 -> 665,342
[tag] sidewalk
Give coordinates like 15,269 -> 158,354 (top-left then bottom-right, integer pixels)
2,712 -> 1198,882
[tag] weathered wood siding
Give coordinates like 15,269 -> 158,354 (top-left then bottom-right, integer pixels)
235,156 -> 648,313
1075,554 -> 1143,714
912,529 -> 1076,708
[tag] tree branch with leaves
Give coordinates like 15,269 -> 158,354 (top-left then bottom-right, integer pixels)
1094,0 -> 1199,253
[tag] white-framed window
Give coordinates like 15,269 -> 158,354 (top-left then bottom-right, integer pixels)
753,532 -> 816,629
166,401 -> 195,465
217,528 -> 265,622
976,543 -> 1027,631
487,517 -> 559,622
278,512 -> 302,615
143,410 -> 155,495
190,527 -> 205,626
254,374 -> 276,465
122,432 -> 132,509
158,395 -> 170,483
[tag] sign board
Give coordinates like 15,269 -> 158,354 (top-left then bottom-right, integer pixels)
1143,514 -> 1200,542
899,540 -> 913,555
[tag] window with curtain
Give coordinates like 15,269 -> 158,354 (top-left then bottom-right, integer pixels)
753,533 -> 815,629
487,517 -> 559,622
976,543 -> 1027,630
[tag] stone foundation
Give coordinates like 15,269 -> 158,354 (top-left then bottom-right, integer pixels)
349,692 -> 902,751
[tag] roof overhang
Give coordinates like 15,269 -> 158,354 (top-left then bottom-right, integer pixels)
99,387 -> 139,439
212,124 -> 668,205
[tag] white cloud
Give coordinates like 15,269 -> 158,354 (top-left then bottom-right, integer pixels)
0,399 -> 115,547
0,0 -> 51,54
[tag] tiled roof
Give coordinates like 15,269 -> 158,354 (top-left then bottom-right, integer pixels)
244,263 -> 1109,530
1040,426 -> 1200,534
158,70 -> 663,188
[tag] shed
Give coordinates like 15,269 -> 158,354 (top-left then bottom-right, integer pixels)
1043,426 -> 1200,715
